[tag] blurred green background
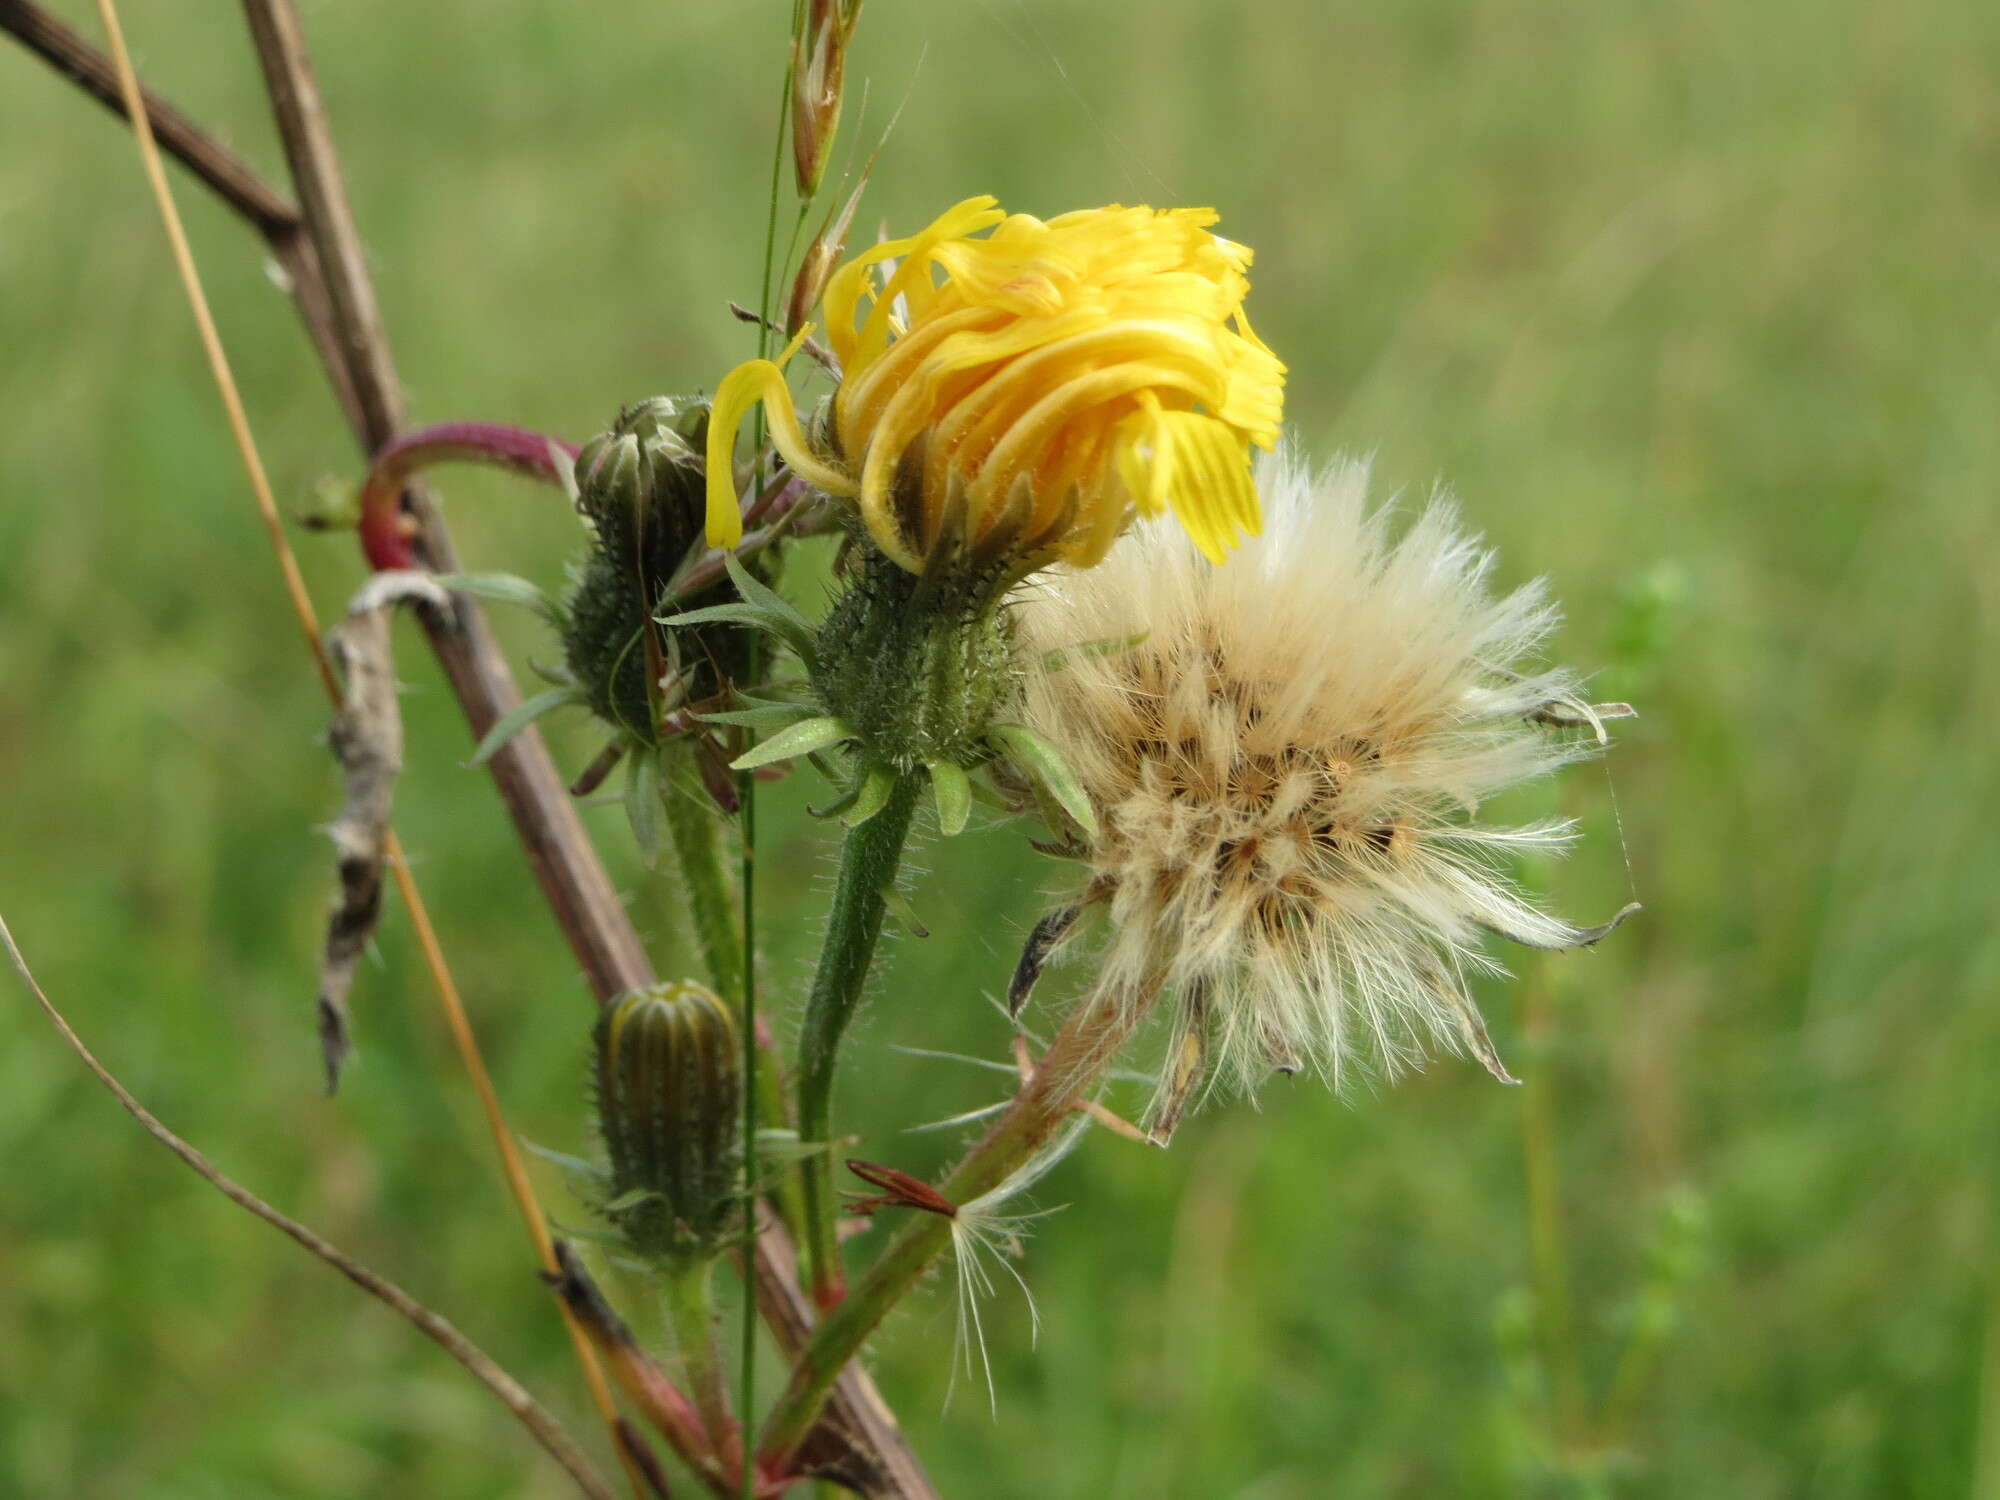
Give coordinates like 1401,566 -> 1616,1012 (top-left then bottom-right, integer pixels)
3,1 -> 1995,1495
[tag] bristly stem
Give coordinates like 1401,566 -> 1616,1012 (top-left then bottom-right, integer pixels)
665,1261 -> 740,1473
734,688 -> 761,1500
740,19 -> 799,1485
659,760 -> 746,1005
795,776 -> 924,1307
760,984 -> 1148,1470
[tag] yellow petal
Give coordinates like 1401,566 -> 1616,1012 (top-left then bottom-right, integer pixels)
704,356 -> 856,549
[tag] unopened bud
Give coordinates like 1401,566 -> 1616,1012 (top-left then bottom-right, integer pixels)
788,238 -> 839,338
790,0 -> 861,197
619,394 -> 704,460
786,177 -> 863,335
574,431 -> 643,523
562,395 -> 727,740
593,981 -> 742,1265
574,398 -> 707,542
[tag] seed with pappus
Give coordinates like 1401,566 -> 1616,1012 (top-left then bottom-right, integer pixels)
1014,452 -> 1637,1132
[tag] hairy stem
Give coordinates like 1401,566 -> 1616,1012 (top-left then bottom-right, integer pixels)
735,675 -> 762,1500
761,986 -> 1146,1468
659,762 -> 747,1005
795,777 -> 923,1307
665,1261 -> 740,1472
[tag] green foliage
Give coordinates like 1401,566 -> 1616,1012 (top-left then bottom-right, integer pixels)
2,0 -> 1996,1496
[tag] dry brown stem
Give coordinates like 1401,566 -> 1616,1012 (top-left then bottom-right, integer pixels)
0,3 -> 937,1490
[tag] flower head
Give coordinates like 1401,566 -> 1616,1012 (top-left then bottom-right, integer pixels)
1014,452 -> 1636,1114
706,196 -> 1286,575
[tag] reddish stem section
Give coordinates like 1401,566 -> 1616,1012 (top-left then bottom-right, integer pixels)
359,420 -> 581,570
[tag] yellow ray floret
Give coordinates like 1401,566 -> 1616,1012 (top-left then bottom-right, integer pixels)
706,197 -> 1287,572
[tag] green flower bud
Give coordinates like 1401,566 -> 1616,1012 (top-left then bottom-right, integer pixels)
572,397 -> 707,582
560,396 -> 756,743
593,981 -> 742,1266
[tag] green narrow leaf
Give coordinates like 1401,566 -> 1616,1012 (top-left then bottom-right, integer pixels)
657,600 -> 782,629
841,767 -> 897,829
929,760 -> 972,836
730,715 -> 855,771
468,687 -> 581,767
524,657 -> 577,688
989,723 -> 1099,838
698,699 -> 822,730
603,1187 -> 665,1215
967,776 -> 1014,811
624,747 -> 662,865
520,1140 -> 602,1180
660,600 -> 818,666
434,571 -> 561,625
520,1139 -> 611,1201
723,552 -> 818,644
752,1130 -> 838,1165
807,776 -> 864,820
548,1221 -> 638,1251
881,884 -> 930,938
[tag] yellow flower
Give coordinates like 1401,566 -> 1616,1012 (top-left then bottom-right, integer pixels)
705,196 -> 1286,572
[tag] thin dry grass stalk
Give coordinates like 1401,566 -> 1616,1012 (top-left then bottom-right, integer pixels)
0,914 -> 619,1500
0,0 -> 367,428
82,1 -> 643,1486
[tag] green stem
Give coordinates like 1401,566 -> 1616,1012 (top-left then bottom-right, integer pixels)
742,23 -> 795,1489
751,1022 -> 808,1243
760,986 -> 1144,1468
794,775 -> 923,1306
735,698 -> 760,1500
664,1260 -> 740,1477
659,761 -> 746,1005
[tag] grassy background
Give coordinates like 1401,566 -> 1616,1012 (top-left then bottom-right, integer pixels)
3,0 -> 1996,1495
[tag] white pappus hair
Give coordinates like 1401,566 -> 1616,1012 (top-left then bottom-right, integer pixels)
1012,450 -> 1636,1125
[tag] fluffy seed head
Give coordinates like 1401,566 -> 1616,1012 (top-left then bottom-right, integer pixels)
706,196 -> 1286,574
1015,452 -> 1629,1104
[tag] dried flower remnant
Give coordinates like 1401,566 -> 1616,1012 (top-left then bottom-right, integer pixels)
706,196 -> 1286,577
1015,453 -> 1637,1121
318,570 -> 451,1092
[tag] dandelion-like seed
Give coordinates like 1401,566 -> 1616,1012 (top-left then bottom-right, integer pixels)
1015,453 -> 1637,1122
706,196 -> 1286,575
944,1113 -> 1087,1414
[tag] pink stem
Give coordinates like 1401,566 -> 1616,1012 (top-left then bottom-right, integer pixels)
359,421 -> 581,571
